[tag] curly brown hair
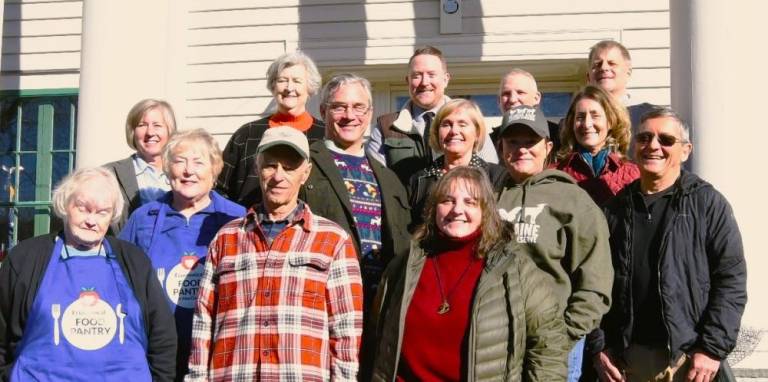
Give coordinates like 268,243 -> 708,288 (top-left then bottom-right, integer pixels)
558,85 -> 631,161
414,167 -> 511,258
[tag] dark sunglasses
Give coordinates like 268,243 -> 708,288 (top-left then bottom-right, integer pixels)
635,132 -> 686,147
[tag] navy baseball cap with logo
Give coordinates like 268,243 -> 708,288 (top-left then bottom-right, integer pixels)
498,105 -> 549,139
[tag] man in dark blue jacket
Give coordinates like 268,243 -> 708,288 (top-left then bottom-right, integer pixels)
589,107 -> 746,381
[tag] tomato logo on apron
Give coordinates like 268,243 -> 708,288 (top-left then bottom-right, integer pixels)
60,288 -> 118,350
162,253 -> 204,309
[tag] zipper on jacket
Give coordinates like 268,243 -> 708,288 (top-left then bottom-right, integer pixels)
656,190 -> 683,360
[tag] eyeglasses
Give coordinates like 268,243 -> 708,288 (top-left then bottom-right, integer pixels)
635,132 -> 687,147
326,103 -> 371,117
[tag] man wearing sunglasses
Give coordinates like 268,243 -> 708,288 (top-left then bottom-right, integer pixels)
588,107 -> 746,381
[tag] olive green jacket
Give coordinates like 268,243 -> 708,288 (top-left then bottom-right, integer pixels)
370,239 -> 568,381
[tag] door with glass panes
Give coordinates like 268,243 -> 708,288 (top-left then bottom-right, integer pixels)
0,94 -> 77,255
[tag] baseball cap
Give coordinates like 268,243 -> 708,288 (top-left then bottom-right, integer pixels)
498,105 -> 549,139
256,126 -> 310,159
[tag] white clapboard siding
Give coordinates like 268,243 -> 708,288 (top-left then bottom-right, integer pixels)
185,0 -> 670,133
1,0 -> 82,90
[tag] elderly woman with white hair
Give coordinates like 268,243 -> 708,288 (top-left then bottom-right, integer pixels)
119,128 -> 244,380
0,167 -> 176,381
217,50 -> 325,207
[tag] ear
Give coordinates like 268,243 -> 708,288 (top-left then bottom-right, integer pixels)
299,161 -> 313,185
681,142 -> 693,162
545,139 -> 554,156
444,71 -> 451,85
534,91 -> 542,105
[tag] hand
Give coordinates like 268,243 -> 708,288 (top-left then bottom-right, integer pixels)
686,351 -> 720,382
593,351 -> 625,382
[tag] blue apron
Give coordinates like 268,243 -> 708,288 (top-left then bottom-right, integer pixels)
146,203 -> 214,376
11,237 -> 151,381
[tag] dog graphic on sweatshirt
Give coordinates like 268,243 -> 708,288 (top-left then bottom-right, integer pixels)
498,203 -> 547,243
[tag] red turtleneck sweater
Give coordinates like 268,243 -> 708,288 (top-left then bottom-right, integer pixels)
268,111 -> 314,132
397,229 -> 485,382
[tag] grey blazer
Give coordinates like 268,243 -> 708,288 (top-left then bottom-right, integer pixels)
103,155 -> 140,235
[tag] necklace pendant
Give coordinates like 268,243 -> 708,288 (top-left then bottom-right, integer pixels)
437,301 -> 450,315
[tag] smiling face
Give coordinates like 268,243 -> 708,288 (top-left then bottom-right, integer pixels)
323,82 -> 371,153
573,98 -> 609,154
134,108 -> 170,162
435,179 -> 482,238
257,146 -> 312,213
65,178 -> 115,250
635,116 -> 691,187
407,54 -> 450,110
500,127 -> 552,183
169,141 -> 214,207
498,73 -> 541,112
588,47 -> 632,98
438,107 -> 478,159
273,64 -> 310,115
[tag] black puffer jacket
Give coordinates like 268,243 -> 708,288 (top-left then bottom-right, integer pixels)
588,171 -> 747,361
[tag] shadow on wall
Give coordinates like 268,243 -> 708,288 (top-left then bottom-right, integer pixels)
297,1 -> 368,118
1,1 -> 21,90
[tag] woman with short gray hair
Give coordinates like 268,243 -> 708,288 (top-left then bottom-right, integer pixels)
119,129 -> 245,379
0,166 -> 176,381
217,50 -> 326,207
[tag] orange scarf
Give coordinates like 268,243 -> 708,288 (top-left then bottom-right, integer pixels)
268,112 -> 314,132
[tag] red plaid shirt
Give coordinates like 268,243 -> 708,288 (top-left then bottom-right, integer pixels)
187,204 -> 363,381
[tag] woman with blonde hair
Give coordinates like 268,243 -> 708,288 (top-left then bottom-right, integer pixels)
408,99 -> 507,229
104,98 -> 177,234
556,85 -> 639,205
372,166 -> 567,381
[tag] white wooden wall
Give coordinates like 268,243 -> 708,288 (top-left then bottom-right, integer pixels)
181,0 -> 670,142
0,0 -> 82,90
3,0 -> 670,148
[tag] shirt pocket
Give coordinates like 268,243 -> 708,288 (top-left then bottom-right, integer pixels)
215,256 -> 258,311
287,254 -> 330,311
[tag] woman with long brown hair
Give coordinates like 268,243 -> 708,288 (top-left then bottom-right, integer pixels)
372,166 -> 567,381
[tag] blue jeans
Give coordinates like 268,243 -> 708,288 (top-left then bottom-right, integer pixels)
568,337 -> 585,382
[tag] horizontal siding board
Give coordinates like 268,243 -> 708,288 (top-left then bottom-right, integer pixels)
626,87 -> 670,106
630,67 -> 670,88
185,96 -> 276,118
187,0 -> 668,15
2,18 -> 81,37
186,80 -> 268,100
188,4 -> 668,29
188,41 -> 285,64
1,35 -> 81,54
3,1 -> 82,20
0,72 -> 79,90
186,61 -> 272,82
1,51 -> 80,71
188,13 -> 667,45
621,29 -> 671,48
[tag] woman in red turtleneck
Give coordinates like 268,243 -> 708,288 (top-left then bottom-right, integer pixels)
370,167 -> 568,381
216,50 -> 325,207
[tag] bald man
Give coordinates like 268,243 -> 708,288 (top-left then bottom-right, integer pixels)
490,68 -> 561,157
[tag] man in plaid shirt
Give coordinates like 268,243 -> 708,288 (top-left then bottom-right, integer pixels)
187,126 -> 364,381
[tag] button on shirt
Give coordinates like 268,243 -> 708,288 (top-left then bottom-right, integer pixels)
132,154 -> 170,205
187,204 -> 364,381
